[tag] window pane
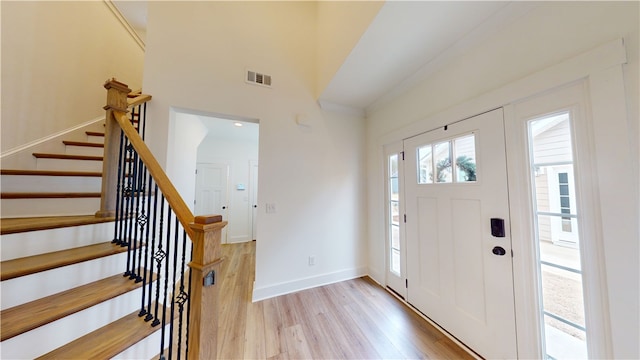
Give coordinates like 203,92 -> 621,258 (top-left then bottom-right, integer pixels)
389,154 -> 398,178
390,177 -> 399,200
530,113 -> 574,164
391,224 -> 400,250
390,201 -> 399,225
530,114 -> 586,359
454,134 -> 477,182
434,141 -> 452,183
391,248 -> 400,275
417,145 -> 433,184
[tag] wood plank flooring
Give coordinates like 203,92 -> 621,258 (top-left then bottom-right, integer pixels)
216,241 -> 474,360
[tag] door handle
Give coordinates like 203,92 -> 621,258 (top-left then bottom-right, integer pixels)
253,205 -> 257,208
492,246 -> 506,256
222,206 -> 227,210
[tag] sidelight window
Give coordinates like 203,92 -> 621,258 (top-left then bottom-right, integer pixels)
528,112 -> 587,359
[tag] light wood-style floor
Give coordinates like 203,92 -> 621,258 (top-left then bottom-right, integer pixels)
217,241 -> 474,360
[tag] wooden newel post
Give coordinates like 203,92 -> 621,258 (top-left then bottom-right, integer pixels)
96,79 -> 131,218
188,215 -> 227,360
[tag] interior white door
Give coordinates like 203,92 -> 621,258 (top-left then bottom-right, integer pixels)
403,109 -> 517,359
195,162 -> 229,242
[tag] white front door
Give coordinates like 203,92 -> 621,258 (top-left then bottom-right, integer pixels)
403,109 -> 517,359
195,162 -> 229,243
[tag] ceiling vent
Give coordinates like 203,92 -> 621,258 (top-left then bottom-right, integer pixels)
246,69 -> 272,88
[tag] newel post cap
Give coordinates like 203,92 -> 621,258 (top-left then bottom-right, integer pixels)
103,78 -> 132,93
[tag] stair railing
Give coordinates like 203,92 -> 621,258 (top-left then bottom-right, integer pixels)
97,79 -> 225,360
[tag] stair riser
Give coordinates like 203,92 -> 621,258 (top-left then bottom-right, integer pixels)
36,158 -> 103,172
1,197 -> 101,218
1,289 -> 147,359
1,222 -> 114,261
1,252 -> 130,309
64,145 -> 104,157
0,175 -> 101,193
86,135 -> 105,143
114,327 -> 168,360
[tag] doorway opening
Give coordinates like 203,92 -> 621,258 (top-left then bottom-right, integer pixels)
195,116 -> 259,244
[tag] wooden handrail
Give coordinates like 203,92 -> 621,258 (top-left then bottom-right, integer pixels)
127,94 -> 152,108
112,110 -> 196,240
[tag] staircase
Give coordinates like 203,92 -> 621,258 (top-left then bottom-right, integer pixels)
1,126 -> 167,358
1,80 -> 225,359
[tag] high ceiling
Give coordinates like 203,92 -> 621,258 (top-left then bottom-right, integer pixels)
318,1 -> 534,113
114,1 -> 533,114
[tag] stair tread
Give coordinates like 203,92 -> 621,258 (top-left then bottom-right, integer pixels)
85,131 -> 105,137
1,192 -> 102,199
0,169 -> 102,177
62,140 -> 104,148
1,215 -> 114,235
0,272 -> 153,341
1,242 -> 128,281
36,303 -> 166,360
32,153 -> 103,161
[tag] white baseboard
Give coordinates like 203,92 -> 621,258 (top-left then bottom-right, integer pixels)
252,266 -> 368,302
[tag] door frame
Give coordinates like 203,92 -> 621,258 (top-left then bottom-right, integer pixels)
379,39 -> 626,358
505,81 -> 611,358
249,160 -> 259,240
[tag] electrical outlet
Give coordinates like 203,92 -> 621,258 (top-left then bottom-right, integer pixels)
308,255 -> 316,266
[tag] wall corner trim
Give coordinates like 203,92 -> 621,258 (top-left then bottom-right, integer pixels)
103,0 -> 145,51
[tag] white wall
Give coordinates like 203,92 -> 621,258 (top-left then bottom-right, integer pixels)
197,128 -> 259,243
167,111 -> 209,211
365,2 -> 638,358
1,1 -> 144,155
142,2 -> 367,300
316,1 -> 383,98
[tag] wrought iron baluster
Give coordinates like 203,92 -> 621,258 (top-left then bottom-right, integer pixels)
123,139 -> 135,277
145,183 -> 160,322
140,103 -> 147,141
159,209 -> 173,358
127,149 -> 140,280
113,129 -> 126,247
139,173 -> 154,316
132,157 -> 147,282
168,217 -> 180,360
151,194 -> 166,327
